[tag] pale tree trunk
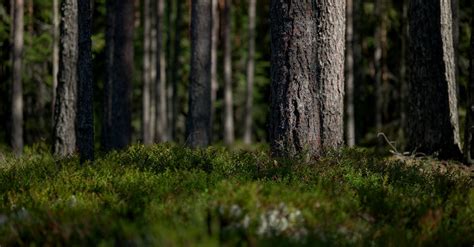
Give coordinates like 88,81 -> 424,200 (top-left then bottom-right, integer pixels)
103,0 -> 134,151
155,0 -> 168,142
150,4 -> 157,141
54,0 -> 77,157
317,0 -> 346,151
223,0 -> 234,145
464,12 -> 474,164
243,0 -> 256,144
142,0 -> 152,145
210,0 -> 219,138
187,0 -> 212,148
52,0 -> 59,123
170,0 -> 183,140
407,0 -> 462,159
345,0 -> 355,147
77,0 -> 94,162
12,0 -> 24,155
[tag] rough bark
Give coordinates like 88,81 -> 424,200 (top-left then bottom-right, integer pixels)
345,0 -> 355,147
103,0 -> 134,151
77,0 -> 94,162
243,0 -> 256,144
186,0 -> 212,148
464,13 -> 474,164
11,0 -> 24,155
223,0 -> 234,145
269,0 -> 321,157
316,0 -> 346,151
210,0 -> 219,139
155,0 -> 168,142
142,0 -> 153,145
407,0 -> 462,159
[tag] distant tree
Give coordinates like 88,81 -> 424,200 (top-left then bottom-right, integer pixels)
142,0 -> 153,145
222,0 -> 234,145
407,0 -> 462,158
186,0 -> 212,148
243,0 -> 256,145
155,0 -> 168,142
170,0 -> 183,140
103,0 -> 134,151
54,0 -> 77,157
11,0 -> 24,156
374,0 -> 386,137
52,0 -> 59,122
345,0 -> 355,147
210,0 -> 219,139
464,13 -> 474,164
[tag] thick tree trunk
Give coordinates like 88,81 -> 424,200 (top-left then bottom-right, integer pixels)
103,0 -> 134,151
269,0 -> 321,157
345,0 -> 355,147
243,0 -> 256,145
464,14 -> 474,164
186,0 -> 212,148
155,0 -> 168,142
142,0 -> 152,145
170,1 -> 183,141
316,0 -> 346,151
54,0 -> 77,157
223,0 -> 234,145
11,0 -> 24,155
77,0 -> 94,162
210,0 -> 219,140
52,0 -> 59,123
407,0 -> 462,159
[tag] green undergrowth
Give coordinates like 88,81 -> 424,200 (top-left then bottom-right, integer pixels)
0,145 -> 473,246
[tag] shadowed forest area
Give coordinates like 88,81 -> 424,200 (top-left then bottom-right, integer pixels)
0,0 -> 473,245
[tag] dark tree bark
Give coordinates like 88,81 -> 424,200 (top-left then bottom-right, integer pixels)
464,13 -> 474,164
345,0 -> 355,147
77,0 -> 94,162
407,0 -> 462,159
54,0 -> 77,157
155,0 -> 168,142
11,0 -> 24,156
186,0 -> 212,148
316,0 -> 346,151
170,0 -> 183,140
399,0 -> 408,141
374,0 -> 385,136
52,0 -> 59,123
223,0 -> 234,145
103,0 -> 134,151
269,0 -> 321,157
243,0 -> 256,144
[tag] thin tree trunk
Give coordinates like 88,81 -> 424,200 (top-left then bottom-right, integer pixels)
243,0 -> 256,145
374,0 -> 384,135
52,0 -> 59,123
170,0 -> 183,141
399,0 -> 408,141
345,0 -> 355,147
317,0 -> 346,151
155,0 -> 168,142
103,0 -> 134,151
166,0 -> 173,140
54,0 -> 77,157
223,0 -> 234,145
11,0 -> 24,155
464,12 -> 474,164
269,0 -> 321,158
210,0 -> 219,140
407,0 -> 462,159
77,0 -> 94,162
186,0 -> 212,148
142,0 -> 152,145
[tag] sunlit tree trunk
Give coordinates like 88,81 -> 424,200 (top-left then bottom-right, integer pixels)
243,0 -> 256,145
11,0 -> 24,155
223,0 -> 234,145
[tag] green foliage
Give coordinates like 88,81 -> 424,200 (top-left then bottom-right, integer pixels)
0,145 -> 472,246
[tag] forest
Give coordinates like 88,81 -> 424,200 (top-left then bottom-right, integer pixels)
0,0 -> 473,245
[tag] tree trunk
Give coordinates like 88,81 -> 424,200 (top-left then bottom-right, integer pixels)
374,0 -> 385,135
170,0 -> 183,141
77,0 -> 94,162
11,0 -> 24,156
186,0 -> 212,148
399,0 -> 408,141
210,0 -> 219,140
142,0 -> 152,145
464,13 -> 474,164
103,0 -> 134,151
54,0 -> 77,157
223,0 -> 234,145
52,0 -> 59,124
243,0 -> 256,145
155,0 -> 168,142
166,0 -> 173,140
407,0 -> 462,159
345,0 -> 355,147
316,0 -> 346,151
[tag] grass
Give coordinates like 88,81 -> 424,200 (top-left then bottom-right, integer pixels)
0,144 -> 473,246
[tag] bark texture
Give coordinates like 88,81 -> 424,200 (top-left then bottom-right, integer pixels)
407,0 -> 462,158
345,0 -> 355,147
11,0 -> 24,155
186,0 -> 212,148
223,0 -> 234,145
464,13 -> 474,164
77,0 -> 94,162
54,0 -> 77,157
103,0 -> 134,151
269,0 -> 321,157
243,0 -> 256,144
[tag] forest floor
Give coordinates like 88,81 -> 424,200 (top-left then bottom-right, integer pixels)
0,144 -> 473,246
